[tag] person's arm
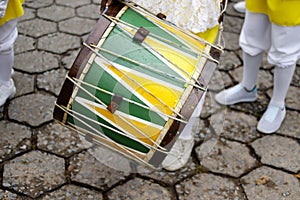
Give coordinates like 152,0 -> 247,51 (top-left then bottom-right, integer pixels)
100,0 -> 115,14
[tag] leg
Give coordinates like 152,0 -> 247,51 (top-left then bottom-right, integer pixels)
257,24 -> 300,133
215,11 -> 270,105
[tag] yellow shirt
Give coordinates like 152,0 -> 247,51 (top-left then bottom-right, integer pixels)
246,0 -> 300,26
0,0 -> 24,26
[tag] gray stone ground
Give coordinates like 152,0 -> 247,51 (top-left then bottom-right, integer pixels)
0,0 -> 299,199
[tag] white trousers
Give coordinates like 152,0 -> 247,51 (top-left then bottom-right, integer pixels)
239,11 -> 300,68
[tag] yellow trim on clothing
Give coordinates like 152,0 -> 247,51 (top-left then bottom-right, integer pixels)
246,0 -> 300,26
0,0 -> 24,26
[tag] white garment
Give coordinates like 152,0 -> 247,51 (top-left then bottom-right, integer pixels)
240,11 -> 300,68
132,0 -> 220,33
0,19 -> 18,83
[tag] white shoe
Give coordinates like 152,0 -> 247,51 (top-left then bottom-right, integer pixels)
215,84 -> 257,105
0,79 -> 16,106
233,1 -> 246,13
161,138 -> 194,171
257,104 -> 286,134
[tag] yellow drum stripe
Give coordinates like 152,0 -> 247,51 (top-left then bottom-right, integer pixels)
108,65 -> 175,115
84,101 -> 161,145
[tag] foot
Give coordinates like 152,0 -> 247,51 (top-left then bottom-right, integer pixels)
233,1 -> 246,13
0,79 -> 16,107
161,137 -> 194,171
257,104 -> 286,134
215,84 -> 257,105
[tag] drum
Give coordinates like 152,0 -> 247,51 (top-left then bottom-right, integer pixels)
54,1 -> 222,169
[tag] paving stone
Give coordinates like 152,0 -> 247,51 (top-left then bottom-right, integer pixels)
251,135 -> 300,173
38,33 -> 81,54
14,35 -> 36,54
107,178 -> 172,200
0,189 -> 28,200
225,2 -> 245,18
19,7 -> 36,22
8,93 -> 56,127
0,121 -> 32,162
222,32 -> 240,51
291,66 -> 300,87
59,17 -> 97,36
18,19 -> 57,38
56,0 -> 91,8
267,86 -> 300,111
24,0 -> 54,9
200,92 -> 224,119
277,110 -> 300,139
14,51 -> 59,73
241,166 -> 300,200
61,49 -> 80,69
69,151 -> 129,190
2,151 -> 65,198
37,5 -> 75,22
37,68 -> 68,96
223,15 -> 244,34
208,70 -> 233,92
198,140 -> 258,177
231,67 -> 273,90
221,110 -> 260,143
176,173 -> 245,200
0,107 -> 3,119
42,184 -> 103,200
77,4 -> 101,19
37,122 -> 86,157
218,51 -> 241,70
13,72 -> 35,97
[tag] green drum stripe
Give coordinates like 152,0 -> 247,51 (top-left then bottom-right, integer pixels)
69,101 -> 149,153
100,26 -> 186,88
120,8 -> 189,50
76,62 -> 166,126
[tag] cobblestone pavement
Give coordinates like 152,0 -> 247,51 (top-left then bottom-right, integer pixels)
1,0 -> 299,199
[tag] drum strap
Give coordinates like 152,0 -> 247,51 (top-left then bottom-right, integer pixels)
133,27 -> 150,43
107,94 -> 123,113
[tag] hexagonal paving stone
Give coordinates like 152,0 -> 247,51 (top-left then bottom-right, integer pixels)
8,93 -> 56,127
200,92 -> 224,119
19,7 -> 35,21
38,33 -> 81,54
222,32 -> 240,51
277,110 -> 300,139
59,17 -> 96,36
69,151 -> 129,190
14,51 -> 59,73
14,35 -> 35,54
0,189 -> 26,200
42,185 -> 103,199
18,19 -> 57,38
24,0 -> 54,8
223,15 -> 244,34
13,71 -> 35,97
77,4 -> 101,19
3,151 -> 65,198
61,49 -> 80,69
251,135 -> 300,173
37,122 -> 86,157
197,140 -> 258,177
208,70 -> 232,92
37,68 -> 68,96
0,121 -> 32,162
176,173 -> 245,200
38,5 -> 75,22
241,166 -> 300,200
221,110 -> 260,143
107,178 -> 172,200
218,51 -> 241,70
56,0 -> 91,8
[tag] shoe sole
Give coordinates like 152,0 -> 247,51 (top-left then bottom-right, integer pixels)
216,96 -> 257,105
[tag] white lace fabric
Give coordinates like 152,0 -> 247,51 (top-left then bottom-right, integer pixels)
133,0 -> 220,33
